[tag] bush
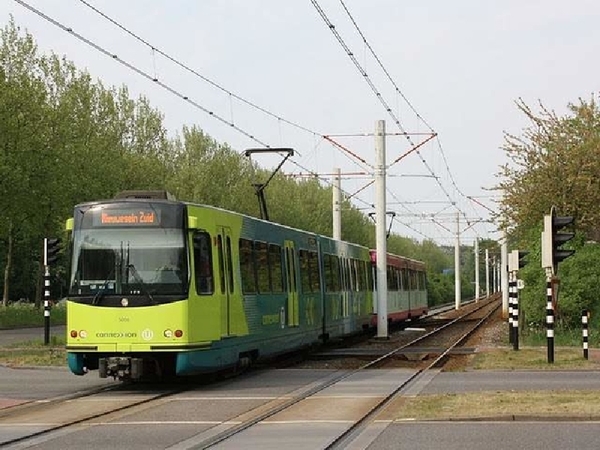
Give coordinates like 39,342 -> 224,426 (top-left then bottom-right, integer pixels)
0,302 -> 66,328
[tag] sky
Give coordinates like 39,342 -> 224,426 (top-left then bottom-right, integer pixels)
2,0 -> 599,246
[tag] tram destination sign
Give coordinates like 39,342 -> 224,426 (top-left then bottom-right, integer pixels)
93,208 -> 161,227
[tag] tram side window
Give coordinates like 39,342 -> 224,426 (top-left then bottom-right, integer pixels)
256,241 -> 270,293
365,261 -> 373,291
308,251 -> 321,292
401,268 -> 408,291
352,259 -> 360,291
226,236 -> 234,293
269,244 -> 283,292
299,250 -> 311,293
193,231 -> 213,295
387,266 -> 398,291
411,270 -> 418,290
324,254 -> 334,292
331,255 -> 340,291
240,238 -> 257,293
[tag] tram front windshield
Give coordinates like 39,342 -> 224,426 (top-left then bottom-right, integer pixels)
69,227 -> 188,297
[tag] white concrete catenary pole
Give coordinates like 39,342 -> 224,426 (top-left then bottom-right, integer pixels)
455,211 -> 461,310
501,231 -> 509,318
333,167 -> 341,240
485,248 -> 490,298
375,120 -> 388,338
474,238 -> 480,302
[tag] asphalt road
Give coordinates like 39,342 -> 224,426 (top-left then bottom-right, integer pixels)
0,326 -> 65,346
2,327 -> 600,449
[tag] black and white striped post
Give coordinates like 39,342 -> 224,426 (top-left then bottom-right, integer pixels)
512,277 -> 519,351
508,272 -> 516,345
582,309 -> 589,360
546,270 -> 554,364
43,238 -> 51,345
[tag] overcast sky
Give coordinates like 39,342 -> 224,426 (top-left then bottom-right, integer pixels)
3,0 -> 599,245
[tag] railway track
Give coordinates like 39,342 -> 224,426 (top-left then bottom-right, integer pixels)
0,379 -> 213,448
173,296 -> 500,449
0,297 -> 499,449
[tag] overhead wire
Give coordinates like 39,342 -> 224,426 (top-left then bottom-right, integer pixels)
341,0 -> 494,239
78,0 -> 467,242
13,0 -> 376,211
314,0 -> 490,239
337,0 -> 494,237
77,0 -> 375,177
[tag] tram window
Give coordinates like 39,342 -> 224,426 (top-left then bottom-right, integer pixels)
387,266 -> 397,291
324,254 -> 333,292
413,270 -> 419,289
240,238 -> 257,293
256,241 -> 270,293
331,256 -> 340,291
299,250 -> 311,293
217,235 -> 225,294
341,258 -> 349,291
193,231 -> 213,295
269,244 -> 283,293
352,259 -> 360,291
226,236 -> 234,293
363,260 -> 371,292
401,269 -> 408,291
309,251 -> 320,292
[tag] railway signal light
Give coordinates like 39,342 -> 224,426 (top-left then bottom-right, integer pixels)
44,237 -> 62,267
508,250 -> 529,272
541,209 -> 575,275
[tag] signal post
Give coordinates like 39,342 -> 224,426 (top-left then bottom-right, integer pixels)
508,250 -> 528,350
541,207 -> 575,363
43,237 -> 61,345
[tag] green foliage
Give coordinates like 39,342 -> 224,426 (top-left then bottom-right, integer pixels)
554,243 -> 600,326
496,95 -> 600,240
497,96 -> 600,329
0,17 -> 463,309
0,302 -> 66,328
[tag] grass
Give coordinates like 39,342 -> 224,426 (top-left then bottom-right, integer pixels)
387,390 -> 600,420
0,303 -> 67,367
0,335 -> 66,367
0,302 -> 66,328
472,347 -> 599,370
384,346 -> 600,421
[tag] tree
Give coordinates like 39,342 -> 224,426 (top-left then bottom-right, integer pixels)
495,96 -> 600,241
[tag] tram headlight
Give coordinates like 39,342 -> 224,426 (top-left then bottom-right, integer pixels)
70,330 -> 87,339
163,329 -> 183,338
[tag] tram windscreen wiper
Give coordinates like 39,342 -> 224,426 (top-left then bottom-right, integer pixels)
92,267 -> 115,306
127,264 -> 155,304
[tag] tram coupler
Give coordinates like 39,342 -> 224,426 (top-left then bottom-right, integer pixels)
99,356 -> 143,380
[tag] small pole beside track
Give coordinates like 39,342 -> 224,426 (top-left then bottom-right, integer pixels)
43,238 -> 51,345
546,270 -> 554,363
508,272 -> 515,344
512,276 -> 519,351
582,309 -> 589,360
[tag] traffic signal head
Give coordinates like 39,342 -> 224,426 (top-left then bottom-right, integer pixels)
518,250 -> 529,269
508,250 -> 529,272
45,237 -> 62,266
541,210 -> 575,274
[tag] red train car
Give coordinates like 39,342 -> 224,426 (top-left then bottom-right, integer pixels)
370,250 -> 428,326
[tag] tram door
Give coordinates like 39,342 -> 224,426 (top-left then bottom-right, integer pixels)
217,226 -> 234,336
284,240 -> 299,327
